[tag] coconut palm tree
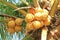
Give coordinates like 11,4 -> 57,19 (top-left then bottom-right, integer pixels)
0,0 -> 60,40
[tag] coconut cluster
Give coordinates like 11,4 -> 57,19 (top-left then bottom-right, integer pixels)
6,18 -> 23,34
25,8 -> 51,34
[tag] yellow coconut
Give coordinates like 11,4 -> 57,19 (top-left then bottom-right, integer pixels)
42,13 -> 48,21
35,7 -> 43,13
15,18 -> 23,25
8,20 -> 15,28
44,15 -> 51,26
26,22 -> 34,31
32,21 -> 44,29
42,9 -> 48,20
25,13 -> 34,23
15,26 -> 22,32
26,22 -> 34,35
34,12 -> 42,21
7,28 -> 15,34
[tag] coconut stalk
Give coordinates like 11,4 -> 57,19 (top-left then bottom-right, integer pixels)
14,7 -> 31,11
41,27 -> 48,40
50,0 -> 55,7
49,0 -> 59,17
58,2 -> 60,10
0,14 -> 16,19
33,0 -> 40,8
